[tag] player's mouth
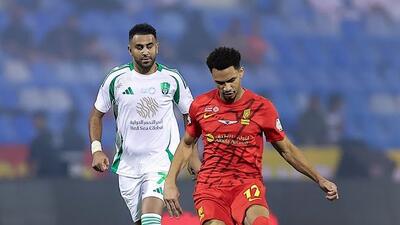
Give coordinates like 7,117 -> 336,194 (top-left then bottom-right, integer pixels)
141,57 -> 152,64
223,92 -> 235,98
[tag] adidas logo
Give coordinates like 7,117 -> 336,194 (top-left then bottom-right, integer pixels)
122,87 -> 134,95
153,187 -> 163,194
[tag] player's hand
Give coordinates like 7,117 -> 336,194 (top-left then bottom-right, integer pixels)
163,181 -> 183,217
92,151 -> 110,172
319,178 -> 339,201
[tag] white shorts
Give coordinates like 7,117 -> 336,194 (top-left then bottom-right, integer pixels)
118,172 -> 167,222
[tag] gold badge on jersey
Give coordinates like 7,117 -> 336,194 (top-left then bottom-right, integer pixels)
197,207 -> 205,221
241,109 -> 251,125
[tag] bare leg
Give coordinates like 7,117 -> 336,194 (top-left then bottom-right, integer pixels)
243,205 -> 269,225
140,197 -> 164,225
204,219 -> 227,225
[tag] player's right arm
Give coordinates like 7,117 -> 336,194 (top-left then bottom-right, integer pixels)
164,131 -> 198,217
88,107 -> 110,172
88,67 -> 119,173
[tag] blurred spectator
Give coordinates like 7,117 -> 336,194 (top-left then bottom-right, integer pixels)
178,10 -> 216,63
243,17 -> 268,65
29,111 -> 66,178
296,95 -> 328,145
336,139 -> 395,179
336,139 -> 369,178
1,5 -> 34,60
220,18 -> 246,55
41,15 -> 89,61
60,109 -> 86,178
81,35 -> 113,65
60,109 -> 85,153
326,94 -> 345,145
220,17 -> 269,66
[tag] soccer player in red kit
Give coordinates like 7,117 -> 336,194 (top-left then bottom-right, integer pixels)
164,47 -> 339,225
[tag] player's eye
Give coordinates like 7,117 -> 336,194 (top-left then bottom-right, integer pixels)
135,45 -> 143,50
147,43 -> 153,49
227,78 -> 236,83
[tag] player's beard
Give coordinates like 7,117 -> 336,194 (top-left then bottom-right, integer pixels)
135,56 -> 155,73
222,90 -> 236,103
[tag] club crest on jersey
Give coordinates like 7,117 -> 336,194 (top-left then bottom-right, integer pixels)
241,109 -> 251,125
160,82 -> 170,95
198,207 -> 205,221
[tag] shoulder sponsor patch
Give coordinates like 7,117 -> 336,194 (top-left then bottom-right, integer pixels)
276,118 -> 283,131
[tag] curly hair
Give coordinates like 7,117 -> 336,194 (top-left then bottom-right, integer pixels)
206,47 -> 241,72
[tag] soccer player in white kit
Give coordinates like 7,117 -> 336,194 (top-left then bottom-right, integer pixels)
88,23 -> 198,225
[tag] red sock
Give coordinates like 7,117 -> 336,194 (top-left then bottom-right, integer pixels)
252,216 -> 269,225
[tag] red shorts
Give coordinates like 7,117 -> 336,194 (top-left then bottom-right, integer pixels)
193,179 -> 269,225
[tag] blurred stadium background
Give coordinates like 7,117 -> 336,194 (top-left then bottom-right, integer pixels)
0,0 -> 399,224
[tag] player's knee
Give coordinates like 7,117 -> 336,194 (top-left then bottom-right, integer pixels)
204,219 -> 227,225
141,213 -> 161,225
252,216 -> 269,225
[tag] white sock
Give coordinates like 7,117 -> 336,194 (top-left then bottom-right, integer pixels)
141,213 -> 161,225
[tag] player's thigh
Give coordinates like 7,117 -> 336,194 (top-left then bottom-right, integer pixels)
194,189 -> 235,225
141,172 -> 166,214
119,175 -> 143,222
243,205 -> 269,225
231,179 -> 269,225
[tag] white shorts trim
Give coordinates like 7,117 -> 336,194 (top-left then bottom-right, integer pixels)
118,172 -> 167,222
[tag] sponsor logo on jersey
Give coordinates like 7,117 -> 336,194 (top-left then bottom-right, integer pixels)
203,113 -> 216,119
136,97 -> 160,118
204,106 -> 219,119
160,82 -> 170,95
140,87 -> 156,95
153,187 -> 163,194
204,105 -> 219,113
241,108 -> 251,125
205,133 -> 214,142
122,87 -> 134,95
276,118 -> 283,131
218,119 -> 238,125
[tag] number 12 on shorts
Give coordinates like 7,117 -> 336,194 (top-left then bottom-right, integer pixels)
243,184 -> 261,202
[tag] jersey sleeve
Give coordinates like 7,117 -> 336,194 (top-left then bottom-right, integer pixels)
94,75 -> 112,113
186,101 -> 201,138
171,71 -> 193,114
261,100 -> 285,142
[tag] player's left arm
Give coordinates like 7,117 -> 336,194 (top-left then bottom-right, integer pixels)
173,71 -> 201,176
183,114 -> 201,177
271,137 -> 339,201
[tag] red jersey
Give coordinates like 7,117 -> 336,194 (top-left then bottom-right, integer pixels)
187,89 -> 285,188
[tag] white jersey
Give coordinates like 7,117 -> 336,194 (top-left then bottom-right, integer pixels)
95,62 -> 193,177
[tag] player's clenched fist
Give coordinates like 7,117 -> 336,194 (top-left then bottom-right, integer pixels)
319,178 -> 339,201
92,151 -> 110,172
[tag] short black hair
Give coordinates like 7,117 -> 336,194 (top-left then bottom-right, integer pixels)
206,47 -> 241,72
129,23 -> 157,41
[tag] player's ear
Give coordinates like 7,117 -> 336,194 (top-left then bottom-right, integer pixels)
239,66 -> 244,78
155,41 -> 159,54
128,45 -> 133,57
